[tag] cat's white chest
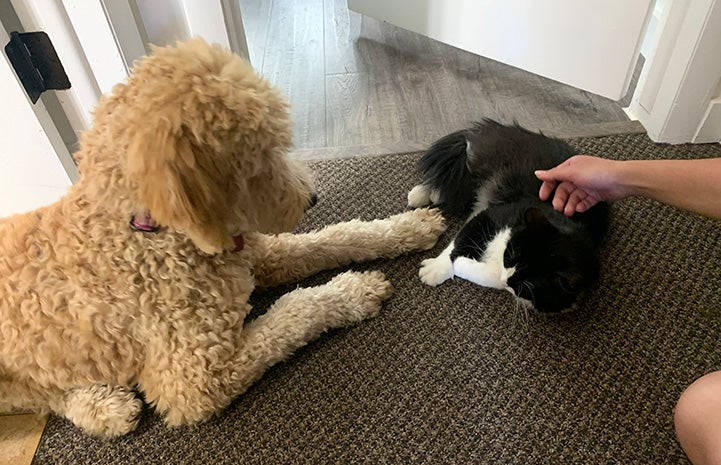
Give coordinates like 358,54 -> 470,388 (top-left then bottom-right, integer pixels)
453,227 -> 515,290
418,226 -> 515,292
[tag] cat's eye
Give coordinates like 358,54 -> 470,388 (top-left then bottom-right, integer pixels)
556,272 -> 583,294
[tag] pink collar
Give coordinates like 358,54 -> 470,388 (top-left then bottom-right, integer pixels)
130,214 -> 244,252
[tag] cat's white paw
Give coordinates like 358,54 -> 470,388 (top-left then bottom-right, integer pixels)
408,184 -> 440,208
408,184 -> 431,208
453,256 -> 508,290
419,256 -> 454,286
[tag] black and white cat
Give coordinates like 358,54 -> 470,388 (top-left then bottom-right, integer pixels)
408,119 -> 609,313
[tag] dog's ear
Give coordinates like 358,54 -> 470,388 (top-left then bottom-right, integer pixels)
126,119 -> 233,254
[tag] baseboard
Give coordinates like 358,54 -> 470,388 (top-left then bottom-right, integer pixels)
291,121 -> 648,161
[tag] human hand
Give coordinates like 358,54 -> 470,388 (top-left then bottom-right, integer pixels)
535,155 -> 628,216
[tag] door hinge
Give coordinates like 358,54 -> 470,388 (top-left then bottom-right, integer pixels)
4,31 -> 71,104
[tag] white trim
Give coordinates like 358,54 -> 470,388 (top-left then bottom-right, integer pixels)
60,0 -> 128,93
636,0 -> 688,113
124,1 -> 249,59
180,0 -> 249,60
629,0 -> 721,143
101,0 -> 149,70
181,0 -> 229,48
695,99 -> 721,143
133,0 -> 188,46
220,0 -> 250,62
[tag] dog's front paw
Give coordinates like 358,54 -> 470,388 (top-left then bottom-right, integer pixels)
328,270 -> 393,323
419,256 -> 454,286
391,208 -> 447,251
63,385 -> 143,437
356,270 -> 394,304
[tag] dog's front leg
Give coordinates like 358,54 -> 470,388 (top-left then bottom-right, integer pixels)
0,379 -> 142,437
231,269 -> 392,393
142,271 -> 391,428
55,385 -> 143,436
249,208 -> 446,287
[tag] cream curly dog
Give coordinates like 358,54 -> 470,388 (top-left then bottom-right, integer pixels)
0,38 -> 445,436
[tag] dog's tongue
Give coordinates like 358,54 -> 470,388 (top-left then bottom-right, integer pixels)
130,214 -> 159,232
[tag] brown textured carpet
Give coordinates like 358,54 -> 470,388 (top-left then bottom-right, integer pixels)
33,133 -> 721,464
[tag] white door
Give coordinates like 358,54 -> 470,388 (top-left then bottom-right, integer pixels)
0,19 -> 75,217
347,0 -> 654,101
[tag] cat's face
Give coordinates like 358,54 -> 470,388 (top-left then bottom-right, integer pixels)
504,208 -> 599,313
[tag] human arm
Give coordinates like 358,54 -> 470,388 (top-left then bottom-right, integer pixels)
535,155 -> 721,220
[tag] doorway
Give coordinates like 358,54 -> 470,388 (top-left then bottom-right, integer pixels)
239,0 -> 646,154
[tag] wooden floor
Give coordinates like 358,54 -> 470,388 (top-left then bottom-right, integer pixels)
0,414 -> 46,465
240,0 -> 639,153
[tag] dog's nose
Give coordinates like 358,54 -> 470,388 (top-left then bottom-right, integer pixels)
308,193 -> 319,209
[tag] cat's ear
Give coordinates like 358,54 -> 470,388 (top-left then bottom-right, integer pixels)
524,207 -> 554,233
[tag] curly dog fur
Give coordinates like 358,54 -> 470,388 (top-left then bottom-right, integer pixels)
0,38 -> 446,436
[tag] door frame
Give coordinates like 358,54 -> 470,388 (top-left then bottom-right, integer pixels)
8,0 -> 248,138
628,0 -> 721,143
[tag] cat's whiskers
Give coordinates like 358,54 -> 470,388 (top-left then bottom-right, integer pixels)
467,223 -> 495,253
466,236 -> 486,256
509,281 -> 534,326
522,280 -> 537,306
513,299 -> 527,326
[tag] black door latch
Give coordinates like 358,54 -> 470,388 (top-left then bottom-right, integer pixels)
4,31 -> 71,103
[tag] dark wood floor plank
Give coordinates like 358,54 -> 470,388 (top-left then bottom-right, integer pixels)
291,120 -> 646,161
325,72 -> 406,146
